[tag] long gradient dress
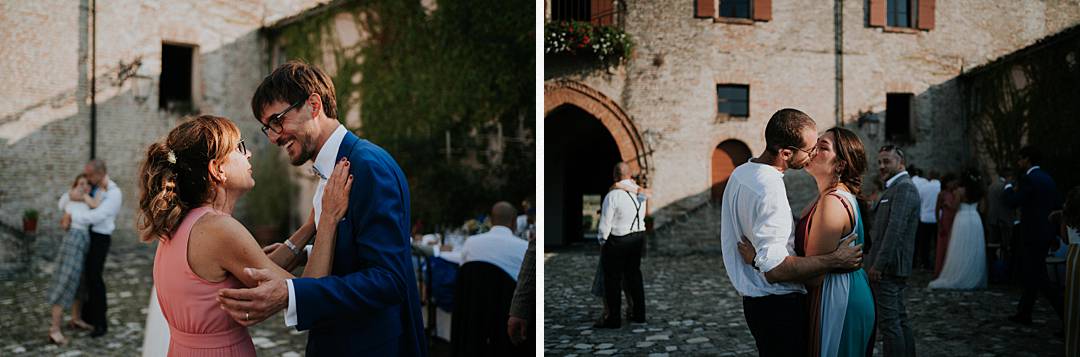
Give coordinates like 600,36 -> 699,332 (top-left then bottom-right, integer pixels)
795,190 -> 876,357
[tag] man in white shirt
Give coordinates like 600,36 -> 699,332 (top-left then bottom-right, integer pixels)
61,159 -> 122,337
593,162 -> 649,328
909,166 -> 940,271
721,109 -> 862,356
461,202 -> 528,280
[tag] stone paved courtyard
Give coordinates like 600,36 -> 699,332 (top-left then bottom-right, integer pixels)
0,229 -> 310,356
544,242 -> 1066,356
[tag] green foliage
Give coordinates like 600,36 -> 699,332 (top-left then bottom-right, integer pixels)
967,33 -> 1080,190
243,147 -> 296,229
545,21 -> 633,64
271,0 -> 535,226
22,209 -> 38,220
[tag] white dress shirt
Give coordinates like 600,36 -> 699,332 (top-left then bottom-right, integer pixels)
596,179 -> 647,243
57,193 -> 92,231
70,179 -> 122,235
719,162 -> 805,297
285,124 -> 348,328
911,176 -> 940,224
460,226 -> 528,280
885,170 -> 909,189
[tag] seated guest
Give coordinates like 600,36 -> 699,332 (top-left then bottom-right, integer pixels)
461,202 -> 529,280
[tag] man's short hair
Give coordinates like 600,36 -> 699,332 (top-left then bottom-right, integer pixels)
1019,145 -> 1043,165
87,159 -> 107,174
613,162 -> 631,181
491,201 -> 517,228
879,144 -> 906,164
908,165 -> 922,177
251,60 -> 338,121
764,108 -> 815,154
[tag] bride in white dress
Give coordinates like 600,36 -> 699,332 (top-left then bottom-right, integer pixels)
140,285 -> 169,356
929,175 -> 987,290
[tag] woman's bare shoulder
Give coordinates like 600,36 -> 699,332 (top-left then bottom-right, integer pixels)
814,193 -> 851,229
191,212 -> 249,244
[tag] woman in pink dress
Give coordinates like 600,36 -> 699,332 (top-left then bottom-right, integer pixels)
135,115 -> 353,356
934,174 -> 960,278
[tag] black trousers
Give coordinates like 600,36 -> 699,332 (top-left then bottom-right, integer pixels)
601,232 -> 645,324
915,222 -> 936,270
743,293 -> 808,357
1017,242 -> 1063,319
83,231 -> 111,331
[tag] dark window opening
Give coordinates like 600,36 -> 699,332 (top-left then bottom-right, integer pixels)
887,0 -> 912,28
719,0 -> 752,19
886,93 -> 913,141
160,43 -> 195,112
717,84 -> 750,117
552,0 -> 591,22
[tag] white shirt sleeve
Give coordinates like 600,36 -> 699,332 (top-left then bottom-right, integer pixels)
596,192 -> 615,242
71,186 -> 122,227
284,279 -> 298,327
749,190 -> 794,273
58,193 -> 70,211
460,241 -> 471,262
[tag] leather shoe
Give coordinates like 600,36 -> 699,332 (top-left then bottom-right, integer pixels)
90,326 -> 107,338
592,319 -> 620,329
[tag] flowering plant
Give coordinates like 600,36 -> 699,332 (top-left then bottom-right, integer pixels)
545,21 -> 633,64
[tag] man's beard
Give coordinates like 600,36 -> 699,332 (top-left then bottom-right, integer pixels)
787,156 -> 811,170
290,144 -> 316,166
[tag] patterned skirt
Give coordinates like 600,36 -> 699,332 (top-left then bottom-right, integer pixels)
46,229 -> 90,308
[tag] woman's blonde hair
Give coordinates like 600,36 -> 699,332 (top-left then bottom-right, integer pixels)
137,115 -> 241,242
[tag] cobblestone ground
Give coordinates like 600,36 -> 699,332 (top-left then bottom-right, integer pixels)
545,243 -> 1065,356
0,230 -> 310,356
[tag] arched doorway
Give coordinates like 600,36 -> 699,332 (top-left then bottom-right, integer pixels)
546,105 -> 622,246
544,80 -> 649,246
711,140 -> 752,201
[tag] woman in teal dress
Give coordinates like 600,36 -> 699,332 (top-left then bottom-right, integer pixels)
740,127 -> 875,356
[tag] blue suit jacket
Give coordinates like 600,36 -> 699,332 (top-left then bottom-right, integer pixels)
1003,167 -> 1062,248
291,131 -> 428,356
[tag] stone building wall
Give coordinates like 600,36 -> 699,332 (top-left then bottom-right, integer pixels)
0,0 -> 328,241
545,0 -> 1080,226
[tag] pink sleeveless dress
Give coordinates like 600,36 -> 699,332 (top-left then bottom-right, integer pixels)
153,206 -> 256,356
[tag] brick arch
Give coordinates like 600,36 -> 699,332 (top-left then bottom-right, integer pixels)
544,80 -> 651,185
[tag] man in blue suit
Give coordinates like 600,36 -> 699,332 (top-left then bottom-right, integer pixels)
219,61 -> 428,356
1004,145 -> 1064,325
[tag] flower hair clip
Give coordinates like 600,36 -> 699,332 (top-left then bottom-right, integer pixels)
166,150 -> 177,164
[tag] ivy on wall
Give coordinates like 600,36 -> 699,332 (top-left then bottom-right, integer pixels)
966,29 -> 1080,191
270,0 -> 535,227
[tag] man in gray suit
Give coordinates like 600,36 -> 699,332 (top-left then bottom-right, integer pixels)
866,145 -> 921,357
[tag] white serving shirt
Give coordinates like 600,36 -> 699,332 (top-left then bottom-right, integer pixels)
596,179 -> 648,243
719,162 -> 805,297
460,226 -> 528,280
911,176 -> 940,224
285,124 -> 347,327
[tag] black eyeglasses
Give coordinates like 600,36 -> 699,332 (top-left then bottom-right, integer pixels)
260,97 -> 307,136
237,139 -> 247,155
787,145 -> 817,157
